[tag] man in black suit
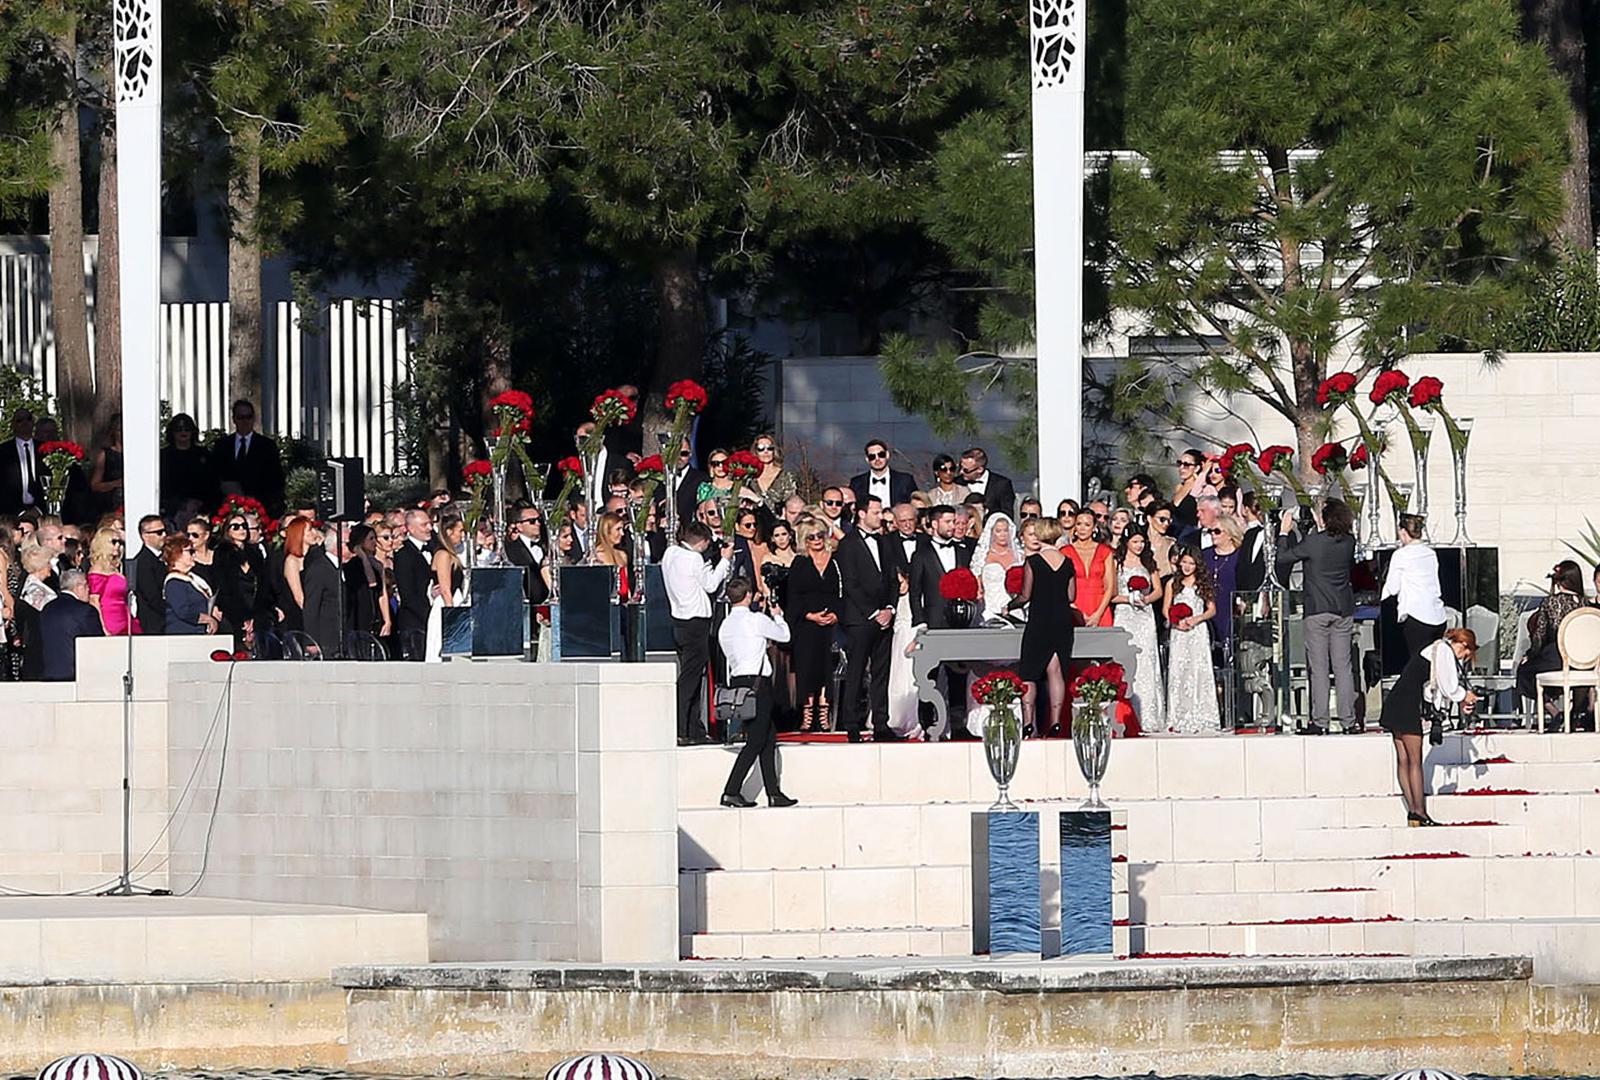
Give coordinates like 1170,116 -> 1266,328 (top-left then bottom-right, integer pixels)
212,399 -> 285,515
885,502 -> 928,578
0,407 -> 44,516
40,570 -> 104,681
300,524 -> 344,657
392,508 -> 436,659
504,501 -> 550,604
850,438 -> 917,511
131,515 -> 169,634
671,442 -> 708,535
959,446 -> 1017,520
906,505 -> 977,740
836,495 -> 899,742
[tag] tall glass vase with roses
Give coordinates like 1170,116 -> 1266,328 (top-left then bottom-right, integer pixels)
973,671 -> 1027,811
461,460 -> 493,569
486,390 -> 537,557
1409,376 -> 1474,545
38,440 -> 84,517
582,390 -> 637,559
660,380 -> 709,538
1367,369 -> 1434,528
1257,445 -> 1311,517
1070,662 -> 1125,808
631,455 -> 666,565
545,457 -> 586,597
721,450 -> 763,537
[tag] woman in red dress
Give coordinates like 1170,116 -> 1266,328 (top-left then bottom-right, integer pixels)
1063,509 -> 1115,627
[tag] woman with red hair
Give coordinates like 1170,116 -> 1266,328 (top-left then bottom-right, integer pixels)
277,517 -> 312,634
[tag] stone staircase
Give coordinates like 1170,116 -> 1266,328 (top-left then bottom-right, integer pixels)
675,732 -> 1600,982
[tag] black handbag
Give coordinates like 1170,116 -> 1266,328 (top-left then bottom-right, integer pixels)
715,685 -> 758,743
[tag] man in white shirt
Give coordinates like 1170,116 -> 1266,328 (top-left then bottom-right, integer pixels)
717,577 -> 798,808
662,521 -> 733,744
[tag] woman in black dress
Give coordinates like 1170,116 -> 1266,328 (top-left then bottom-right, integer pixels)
342,524 -> 389,640
159,414 -> 216,517
1016,517 -> 1076,736
787,521 -> 842,732
1379,627 -> 1479,826
1516,560 -> 1587,720
210,513 -> 259,651
89,413 -> 125,523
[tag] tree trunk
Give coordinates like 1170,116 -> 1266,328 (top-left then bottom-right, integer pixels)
93,106 -> 121,442
1524,0 -> 1591,248
480,313 -> 511,437
227,128 -> 264,415
642,246 -> 706,436
48,20 -> 93,442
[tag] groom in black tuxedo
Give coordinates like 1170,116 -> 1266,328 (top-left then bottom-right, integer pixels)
907,505 -> 978,740
836,495 -> 898,742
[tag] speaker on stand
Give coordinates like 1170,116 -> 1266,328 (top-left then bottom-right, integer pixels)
317,457 -> 365,657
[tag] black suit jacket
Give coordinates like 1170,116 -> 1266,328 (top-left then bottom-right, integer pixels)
0,438 -> 45,515
40,594 -> 104,681
971,471 -> 1017,519
1236,524 -> 1267,592
132,547 -> 167,635
908,540 -> 968,627
393,538 -> 435,633
673,468 -> 709,531
849,470 -> 918,510
835,528 -> 897,628
301,550 -> 343,656
885,531 -> 928,579
211,432 -> 286,514
504,534 -> 550,604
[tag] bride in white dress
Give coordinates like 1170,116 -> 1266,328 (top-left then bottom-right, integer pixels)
886,569 -> 922,738
971,514 -> 1021,625
1112,531 -> 1165,729
1164,547 -> 1220,733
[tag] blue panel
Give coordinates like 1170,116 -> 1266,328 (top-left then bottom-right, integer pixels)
1060,810 -> 1113,955
470,568 -> 526,657
985,811 -> 1041,955
559,566 -> 621,658
439,606 -> 473,657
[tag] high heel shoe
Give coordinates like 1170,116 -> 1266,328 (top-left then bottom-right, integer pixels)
1407,811 -> 1440,827
800,701 -> 815,733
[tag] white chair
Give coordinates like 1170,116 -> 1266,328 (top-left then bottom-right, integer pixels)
1534,607 -> 1600,733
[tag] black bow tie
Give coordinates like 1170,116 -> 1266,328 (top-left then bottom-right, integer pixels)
935,540 -> 955,549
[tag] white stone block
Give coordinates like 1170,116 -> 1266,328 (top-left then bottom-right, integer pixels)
739,806 -> 844,870
879,744 -> 971,803
701,871 -> 773,933
1484,856 -> 1575,919
771,870 -> 826,932
914,866 -> 968,928
1242,736 -> 1307,797
840,805 -> 923,869
824,867 -> 916,930
1169,800 -> 1261,861
678,809 -> 742,871
1156,738 -> 1245,798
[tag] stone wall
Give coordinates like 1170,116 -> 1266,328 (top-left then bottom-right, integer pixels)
164,660 -> 678,963
0,636 -> 216,893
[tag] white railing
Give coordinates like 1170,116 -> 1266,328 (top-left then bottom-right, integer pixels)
0,250 -> 411,472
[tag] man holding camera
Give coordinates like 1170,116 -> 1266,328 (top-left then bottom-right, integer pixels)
663,521 -> 733,745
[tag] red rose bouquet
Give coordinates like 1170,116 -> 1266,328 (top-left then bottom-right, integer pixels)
1406,374 -> 1470,455
1310,442 -> 1346,475
1316,372 -> 1358,408
1257,444 -> 1311,504
939,568 -> 980,602
1216,443 -> 1262,494
1369,369 -> 1410,406
1168,602 -> 1193,623
1349,443 -> 1370,469
665,379 -> 709,415
1005,565 -> 1025,595
544,457 -> 588,535
1128,575 -> 1150,593
489,389 -> 534,429
558,456 -> 584,478
630,455 -> 667,534
212,494 -> 276,538
591,389 -> 637,427
462,460 -> 493,481
724,449 -> 763,481
1070,661 -> 1127,712
38,440 -> 85,512
972,670 -> 1027,708
460,460 -> 494,539
634,455 -> 665,480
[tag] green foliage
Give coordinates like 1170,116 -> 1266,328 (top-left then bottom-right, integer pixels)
696,336 -> 774,453
0,365 -> 52,427
1107,0 -> 1570,453
0,0 -> 69,215
1561,516 -> 1600,570
1490,246 -> 1600,352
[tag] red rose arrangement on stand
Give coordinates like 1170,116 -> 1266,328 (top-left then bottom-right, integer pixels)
630,455 -> 667,536
720,450 -> 764,535
1257,443 -> 1310,505
546,457 -> 587,535
38,440 -> 85,514
1217,443 -> 1262,494
1350,443 -> 1370,469
461,459 -> 495,543
1407,374 -> 1469,454
938,567 -> 980,601
972,670 -> 1027,708
1310,441 -> 1361,511
1070,661 -> 1127,711
590,389 -> 637,428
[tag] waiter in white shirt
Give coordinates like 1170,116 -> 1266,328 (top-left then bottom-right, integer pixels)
717,577 -> 798,808
662,521 -> 732,744
1381,513 -> 1448,656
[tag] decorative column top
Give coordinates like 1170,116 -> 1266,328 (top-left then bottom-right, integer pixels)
1029,0 -> 1084,92
113,0 -> 157,105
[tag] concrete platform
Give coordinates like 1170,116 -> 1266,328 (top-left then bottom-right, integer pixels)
332,955 -> 1600,1077
0,896 -> 428,982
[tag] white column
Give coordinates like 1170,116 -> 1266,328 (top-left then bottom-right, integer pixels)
1029,0 -> 1086,505
114,0 -> 162,550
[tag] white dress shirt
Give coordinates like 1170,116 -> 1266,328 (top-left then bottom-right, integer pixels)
868,471 -> 891,503
967,470 -> 989,494
1381,542 -> 1448,625
662,543 -> 730,620
932,538 -> 958,572
897,533 -> 920,564
718,605 -> 791,678
518,535 -> 545,564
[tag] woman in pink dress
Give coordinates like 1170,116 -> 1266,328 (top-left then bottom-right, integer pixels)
87,527 -> 134,634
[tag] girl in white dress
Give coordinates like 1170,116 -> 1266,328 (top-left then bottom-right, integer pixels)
1112,530 -> 1165,729
971,513 -> 1021,624
1163,546 -> 1221,733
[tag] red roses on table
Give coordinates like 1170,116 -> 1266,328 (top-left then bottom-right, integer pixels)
1316,372 -> 1359,407
1369,369 -> 1410,405
1257,445 -> 1294,475
1310,442 -> 1348,475
1005,565 -> 1025,595
939,568 -> 980,601
1169,602 -> 1193,622
972,671 -> 1027,707
665,379 -> 709,415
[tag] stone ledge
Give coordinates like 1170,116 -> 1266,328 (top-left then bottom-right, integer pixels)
335,953 -> 1531,994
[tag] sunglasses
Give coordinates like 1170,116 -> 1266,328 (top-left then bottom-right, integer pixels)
822,499 -> 842,507
1178,460 -> 1198,468
866,451 -> 888,461
1209,528 -> 1224,535
141,526 -> 167,536
1154,515 -> 1172,523
186,531 -> 204,540
755,444 -> 775,452
228,523 -> 247,532
518,517 -> 541,525
710,458 -> 728,467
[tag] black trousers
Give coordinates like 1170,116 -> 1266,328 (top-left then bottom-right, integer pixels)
673,617 -> 712,740
723,674 -> 779,797
842,622 -> 892,735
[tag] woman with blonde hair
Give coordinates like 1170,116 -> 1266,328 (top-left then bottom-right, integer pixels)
87,528 -> 133,634
749,433 -> 798,513
592,509 -> 633,600
787,521 -> 842,731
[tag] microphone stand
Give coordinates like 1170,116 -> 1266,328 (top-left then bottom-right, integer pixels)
102,551 -> 169,897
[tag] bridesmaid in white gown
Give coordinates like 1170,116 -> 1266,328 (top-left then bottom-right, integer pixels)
1111,531 -> 1165,729
1163,547 -> 1221,734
